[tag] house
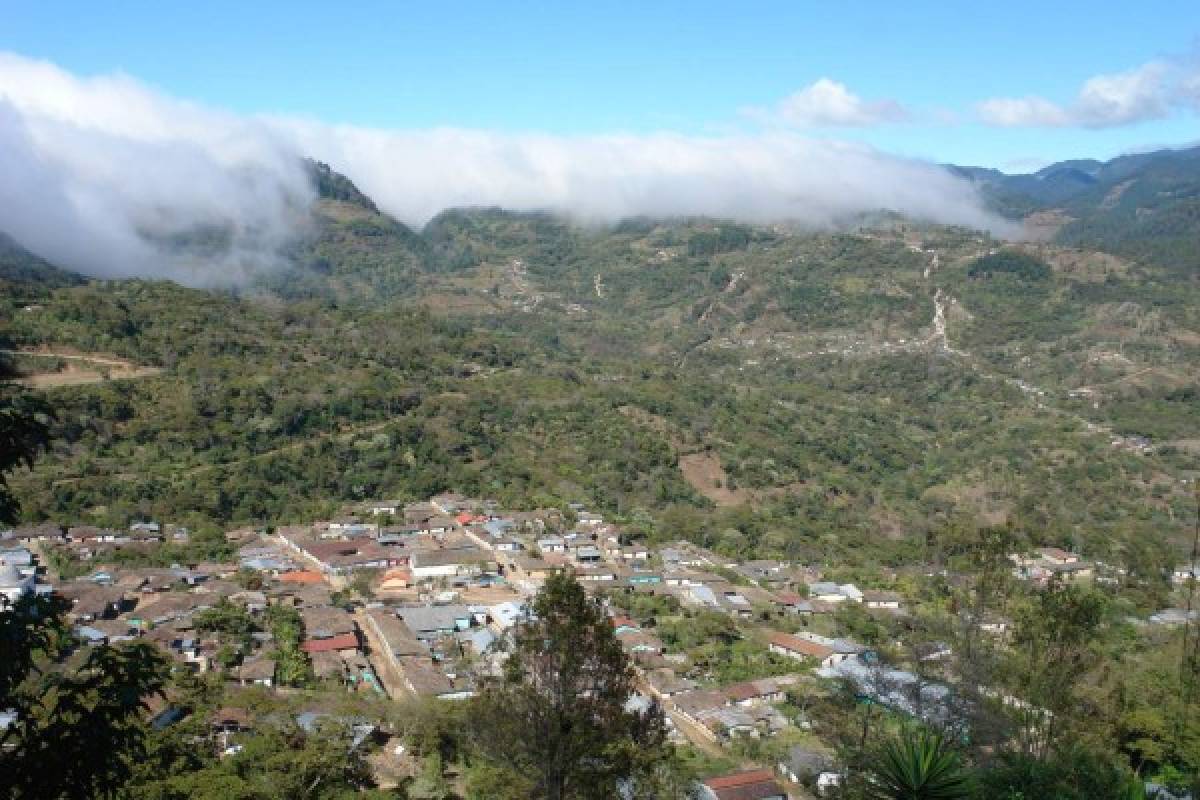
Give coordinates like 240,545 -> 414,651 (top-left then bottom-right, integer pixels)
238,656 -> 276,687
395,604 -> 476,640
364,500 -> 405,516
723,677 -> 791,707
507,557 -> 561,584
364,609 -> 427,662
310,650 -> 349,680
483,519 -> 516,538
300,606 -> 356,640
768,632 -> 836,668
378,567 -> 413,592
302,539 -> 404,574
410,548 -> 491,579
1048,560 -> 1094,581
644,668 -> 697,699
778,745 -> 834,785
571,544 -> 603,564
301,632 -> 360,655
700,769 -> 787,800
615,629 -> 666,655
775,592 -> 813,616
0,546 -> 33,568
575,565 -> 618,582
419,516 -> 458,535
1149,608 -> 1200,626
13,523 -> 64,543
0,563 -> 33,605
671,690 -> 730,727
211,707 -> 253,737
1173,564 -> 1200,585
1037,547 -> 1079,565
863,590 -> 903,610
806,582 -> 862,603
489,601 -> 533,632
277,570 -> 325,585
229,590 -> 268,613
536,536 -> 566,554
58,583 -> 125,621
698,705 -> 787,741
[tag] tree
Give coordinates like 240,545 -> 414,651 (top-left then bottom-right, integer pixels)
0,600 -> 170,799
408,751 -> 452,800
470,572 -> 669,800
0,353 -> 171,800
0,352 -> 49,525
1005,582 -> 1108,759
867,729 -> 973,800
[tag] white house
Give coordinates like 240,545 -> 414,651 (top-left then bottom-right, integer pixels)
0,563 -> 33,606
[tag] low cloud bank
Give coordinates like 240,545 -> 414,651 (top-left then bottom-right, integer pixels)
0,53 -> 1007,285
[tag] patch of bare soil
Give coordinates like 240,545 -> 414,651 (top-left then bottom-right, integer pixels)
8,349 -> 162,388
1021,210 -> 1073,241
679,451 -> 755,506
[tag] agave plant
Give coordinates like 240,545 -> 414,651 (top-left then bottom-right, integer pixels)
868,729 -> 973,800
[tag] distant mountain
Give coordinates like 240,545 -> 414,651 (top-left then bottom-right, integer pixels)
954,146 -> 1200,274
0,232 -> 86,290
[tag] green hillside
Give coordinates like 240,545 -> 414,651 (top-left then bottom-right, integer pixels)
3,164 -> 1198,569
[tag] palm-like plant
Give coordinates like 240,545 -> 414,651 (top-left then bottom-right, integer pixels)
868,729 -> 973,800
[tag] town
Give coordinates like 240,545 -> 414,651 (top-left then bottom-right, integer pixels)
4,489 -> 1197,799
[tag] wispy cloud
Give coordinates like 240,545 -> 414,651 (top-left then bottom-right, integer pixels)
0,53 -> 1008,285
748,78 -> 909,127
977,60 -> 1196,128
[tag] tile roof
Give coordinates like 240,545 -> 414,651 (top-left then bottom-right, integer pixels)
301,632 -> 359,653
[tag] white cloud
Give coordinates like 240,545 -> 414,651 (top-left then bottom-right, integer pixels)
0,53 -> 1008,284
0,53 -> 312,285
754,78 -> 909,127
978,61 -> 1189,128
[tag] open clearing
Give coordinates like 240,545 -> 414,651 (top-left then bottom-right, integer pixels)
2,349 -> 163,388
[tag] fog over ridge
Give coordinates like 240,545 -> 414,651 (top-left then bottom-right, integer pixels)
0,53 -> 1011,285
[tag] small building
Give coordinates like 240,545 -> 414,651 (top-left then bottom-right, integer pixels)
238,657 -> 276,687
863,590 -> 903,610
700,769 -> 787,800
0,563 -> 33,605
778,744 -> 834,785
768,632 -> 836,669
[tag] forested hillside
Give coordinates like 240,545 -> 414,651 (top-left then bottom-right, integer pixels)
2,160 -> 1197,585
958,145 -> 1200,274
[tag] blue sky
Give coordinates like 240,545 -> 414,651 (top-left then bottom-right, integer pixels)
4,0 -> 1199,169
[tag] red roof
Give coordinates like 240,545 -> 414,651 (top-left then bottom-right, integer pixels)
455,512 -> 475,524
301,632 -> 359,653
705,769 -> 777,789
610,615 -> 638,629
768,632 -> 833,660
381,567 -> 412,582
278,570 -> 324,584
703,769 -> 785,799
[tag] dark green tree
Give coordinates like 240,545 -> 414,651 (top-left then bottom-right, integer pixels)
470,572 -> 670,800
0,350 -> 171,800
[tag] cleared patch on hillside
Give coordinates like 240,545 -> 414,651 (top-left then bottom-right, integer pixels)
7,349 -> 162,388
678,451 -> 755,506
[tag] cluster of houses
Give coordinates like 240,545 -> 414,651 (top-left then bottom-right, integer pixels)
11,493 -> 1193,799
1009,546 -> 1093,584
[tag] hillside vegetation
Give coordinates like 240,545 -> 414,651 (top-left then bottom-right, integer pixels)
2,161 -> 1198,571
